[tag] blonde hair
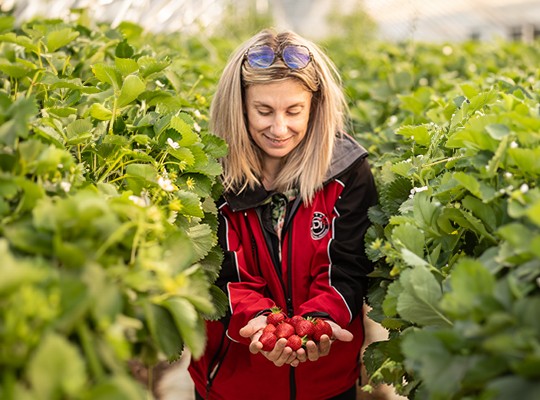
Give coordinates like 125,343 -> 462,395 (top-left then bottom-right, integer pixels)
210,28 -> 347,203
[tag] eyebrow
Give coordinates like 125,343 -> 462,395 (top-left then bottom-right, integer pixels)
252,101 -> 306,108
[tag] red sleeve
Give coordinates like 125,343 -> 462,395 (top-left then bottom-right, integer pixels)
215,207 -> 275,344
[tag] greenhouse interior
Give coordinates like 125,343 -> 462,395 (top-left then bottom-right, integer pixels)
1,0 -> 539,399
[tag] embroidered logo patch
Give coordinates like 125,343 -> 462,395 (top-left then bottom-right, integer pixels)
311,212 -> 330,240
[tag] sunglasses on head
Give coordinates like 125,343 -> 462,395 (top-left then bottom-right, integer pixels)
244,44 -> 313,70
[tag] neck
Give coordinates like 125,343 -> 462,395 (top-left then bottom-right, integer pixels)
262,157 -> 281,191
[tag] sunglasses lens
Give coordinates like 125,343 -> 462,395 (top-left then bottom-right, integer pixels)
246,45 -> 275,68
282,45 -> 311,69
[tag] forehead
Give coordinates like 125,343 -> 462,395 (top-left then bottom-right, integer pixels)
245,80 -> 312,106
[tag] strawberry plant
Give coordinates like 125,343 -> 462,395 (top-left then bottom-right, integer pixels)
0,13 -> 228,399
326,37 -> 540,399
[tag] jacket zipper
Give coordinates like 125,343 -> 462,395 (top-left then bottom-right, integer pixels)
205,327 -> 230,399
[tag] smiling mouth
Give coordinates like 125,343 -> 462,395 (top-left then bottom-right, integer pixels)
264,135 -> 290,143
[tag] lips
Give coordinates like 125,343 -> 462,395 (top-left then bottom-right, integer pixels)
264,134 -> 291,144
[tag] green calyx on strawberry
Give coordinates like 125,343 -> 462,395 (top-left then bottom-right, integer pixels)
295,317 -> 315,339
266,306 -> 286,326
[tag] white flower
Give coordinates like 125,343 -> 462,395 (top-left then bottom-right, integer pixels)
155,80 -> 165,88
520,183 -> 529,193
504,172 -> 513,179
510,141 -> 519,149
60,181 -> 71,192
129,195 -> 150,207
158,176 -> 175,192
409,186 -> 428,198
193,109 -> 201,119
167,138 -> 180,149
442,45 -> 453,56
388,115 -> 398,125
193,122 -> 201,133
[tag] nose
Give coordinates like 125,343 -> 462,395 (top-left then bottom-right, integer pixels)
270,114 -> 287,136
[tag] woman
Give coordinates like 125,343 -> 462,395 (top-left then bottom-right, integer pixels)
188,28 -> 378,400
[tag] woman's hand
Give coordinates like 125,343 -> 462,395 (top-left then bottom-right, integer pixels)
239,317 -> 353,366
296,320 -> 353,363
239,315 -> 298,367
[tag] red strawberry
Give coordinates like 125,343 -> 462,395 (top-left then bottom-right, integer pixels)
260,332 -> 277,351
266,307 -> 286,326
275,322 -> 295,339
286,334 -> 305,351
312,318 -> 333,342
263,324 -> 277,334
288,315 -> 304,328
295,318 -> 315,338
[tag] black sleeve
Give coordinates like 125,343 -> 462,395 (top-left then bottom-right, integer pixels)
329,155 -> 378,318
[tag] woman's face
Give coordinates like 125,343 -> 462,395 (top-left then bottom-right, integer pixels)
245,79 -> 312,163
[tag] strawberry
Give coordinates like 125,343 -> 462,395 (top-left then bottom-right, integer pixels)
266,307 -> 286,326
295,318 -> 315,338
286,334 -> 305,351
312,318 -> 333,342
275,322 -> 295,339
262,323 -> 277,334
288,315 -> 304,328
260,332 -> 277,351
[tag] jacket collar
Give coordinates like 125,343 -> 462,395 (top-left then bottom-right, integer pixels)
222,133 -> 368,212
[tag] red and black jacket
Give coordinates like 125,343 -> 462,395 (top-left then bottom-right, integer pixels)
189,133 -> 378,400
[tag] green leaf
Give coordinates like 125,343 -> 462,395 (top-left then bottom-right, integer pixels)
453,171 -> 496,201
92,63 -> 121,89
485,123 -> 510,140
397,266 -> 451,327
401,330 -> 467,397
0,240 -> 47,295
27,333 -> 86,399
508,147 -> 540,175
202,133 -> 228,158
84,375 -> 146,400
170,115 -> 198,146
526,198 -> 540,226
392,224 -> 425,258
115,57 -> 139,76
138,55 -> 171,78
125,163 -> 157,182
380,177 -> 412,217
206,285 -> 229,321
187,223 -> 216,260
396,125 -> 431,147
177,190 -> 204,218
115,40 -> 135,58
440,259 -> 497,320
177,265 -> 216,315
143,303 -> 184,361
382,280 -> 403,317
117,75 -> 145,107
412,191 -> 440,231
486,376 -> 540,400
45,28 -> 79,52
89,103 -> 113,120
66,119 -> 93,145
0,15 -> 15,33
160,297 -> 206,359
